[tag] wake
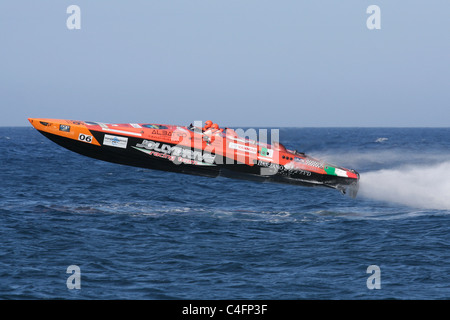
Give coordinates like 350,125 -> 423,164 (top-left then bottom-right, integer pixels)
358,161 -> 450,210
311,149 -> 450,210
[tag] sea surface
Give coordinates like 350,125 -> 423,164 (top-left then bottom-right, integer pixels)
1,126 -> 450,300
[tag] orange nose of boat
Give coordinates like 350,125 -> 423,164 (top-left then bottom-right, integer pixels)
28,118 -> 55,130
28,118 -> 47,130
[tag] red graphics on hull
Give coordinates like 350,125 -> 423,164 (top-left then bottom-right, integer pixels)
28,118 -> 359,197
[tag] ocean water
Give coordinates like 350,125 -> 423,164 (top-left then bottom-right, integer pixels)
1,126 -> 450,300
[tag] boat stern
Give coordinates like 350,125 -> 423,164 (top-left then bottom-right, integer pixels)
325,166 -> 360,198
336,171 -> 359,198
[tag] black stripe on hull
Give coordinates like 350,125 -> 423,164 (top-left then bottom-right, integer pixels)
38,130 -> 220,178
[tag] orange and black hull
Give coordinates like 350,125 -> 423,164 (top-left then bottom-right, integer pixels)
28,118 -> 359,197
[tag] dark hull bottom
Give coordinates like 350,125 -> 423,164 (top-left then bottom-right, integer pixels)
39,130 -> 359,197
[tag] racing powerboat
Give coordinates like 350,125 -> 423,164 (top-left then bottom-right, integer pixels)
28,118 -> 359,197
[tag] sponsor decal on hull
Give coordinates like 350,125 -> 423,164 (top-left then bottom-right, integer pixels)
258,160 -> 312,176
59,124 -> 71,132
103,134 -> 128,149
229,142 -> 257,154
133,140 -> 216,166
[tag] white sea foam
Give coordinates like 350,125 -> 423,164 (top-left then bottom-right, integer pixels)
359,161 -> 450,210
310,149 -> 450,210
311,150 -> 450,170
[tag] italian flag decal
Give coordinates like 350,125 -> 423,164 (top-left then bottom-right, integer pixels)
260,147 -> 273,157
325,166 -> 350,178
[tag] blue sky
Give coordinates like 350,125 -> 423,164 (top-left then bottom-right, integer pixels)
1,0 -> 449,127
